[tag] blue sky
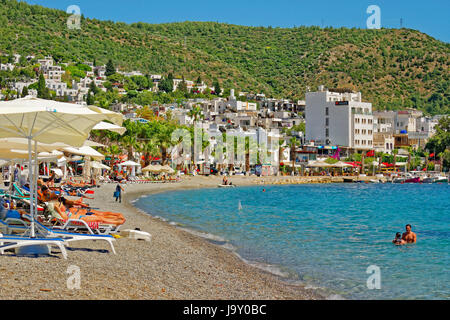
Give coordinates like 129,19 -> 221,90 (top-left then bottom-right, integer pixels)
23,0 -> 450,42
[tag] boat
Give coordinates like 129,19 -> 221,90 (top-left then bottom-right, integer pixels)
422,176 -> 435,183
392,177 -> 406,183
343,178 -> 354,183
434,177 -> 448,183
404,177 -> 421,183
218,184 -> 236,188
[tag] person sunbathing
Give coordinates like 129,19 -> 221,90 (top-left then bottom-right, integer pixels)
58,196 -> 89,208
51,201 -> 125,226
38,186 -> 90,209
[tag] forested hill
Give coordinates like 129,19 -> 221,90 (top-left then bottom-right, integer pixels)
0,0 -> 449,114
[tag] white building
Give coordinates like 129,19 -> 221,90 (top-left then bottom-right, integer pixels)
0,63 -> 15,71
305,86 -> 373,150
227,89 -> 257,112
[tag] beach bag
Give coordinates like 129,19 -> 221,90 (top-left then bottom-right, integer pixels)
113,191 -> 120,198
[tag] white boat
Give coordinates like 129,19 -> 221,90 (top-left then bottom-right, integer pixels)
218,184 -> 236,188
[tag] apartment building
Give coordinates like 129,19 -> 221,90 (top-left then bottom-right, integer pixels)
305,86 -> 373,150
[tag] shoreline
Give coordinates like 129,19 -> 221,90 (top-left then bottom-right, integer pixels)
1,175 -> 337,300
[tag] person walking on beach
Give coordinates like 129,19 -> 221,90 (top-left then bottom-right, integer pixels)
402,224 -> 417,243
114,183 -> 124,203
13,164 -> 20,183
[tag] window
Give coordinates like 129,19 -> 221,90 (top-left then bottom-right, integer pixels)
325,118 -> 329,126
325,107 -> 329,116
325,128 -> 329,137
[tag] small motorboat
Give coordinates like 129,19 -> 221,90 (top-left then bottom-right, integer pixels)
434,177 -> 448,183
218,184 -> 236,188
422,176 -> 435,183
392,177 -> 406,183
404,177 -> 421,183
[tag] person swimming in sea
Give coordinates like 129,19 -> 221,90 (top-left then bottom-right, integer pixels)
392,232 -> 406,245
402,224 -> 417,243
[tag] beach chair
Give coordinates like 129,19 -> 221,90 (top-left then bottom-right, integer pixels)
53,217 -> 122,235
25,219 -> 116,254
0,232 -> 67,259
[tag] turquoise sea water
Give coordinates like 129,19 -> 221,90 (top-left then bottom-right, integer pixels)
134,183 -> 450,300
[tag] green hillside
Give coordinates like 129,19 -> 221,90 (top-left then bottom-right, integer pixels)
0,0 -> 449,114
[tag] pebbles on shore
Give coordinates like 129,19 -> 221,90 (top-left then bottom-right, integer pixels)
0,175 -> 324,300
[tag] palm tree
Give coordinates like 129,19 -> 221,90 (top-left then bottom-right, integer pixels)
141,139 -> 160,167
406,147 -> 413,172
289,137 -> 299,174
376,151 -> 384,174
120,135 -> 138,161
393,148 -> 398,172
156,124 -> 175,165
278,139 -> 285,174
423,151 -> 429,171
188,105 -> 204,123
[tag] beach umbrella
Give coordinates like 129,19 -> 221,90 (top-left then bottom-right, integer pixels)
161,165 -> 175,174
0,97 -> 123,237
0,97 -> 122,146
91,161 -> 111,170
120,160 -> 140,167
332,161 -> 353,168
63,146 -> 105,161
92,121 -> 126,135
83,140 -> 106,148
142,164 -> 164,173
306,160 -> 333,168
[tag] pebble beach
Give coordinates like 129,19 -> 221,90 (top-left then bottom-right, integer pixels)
0,175 -> 342,300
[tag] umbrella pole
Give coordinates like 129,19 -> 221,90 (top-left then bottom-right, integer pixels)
34,140 -> 39,236
27,137 -> 35,238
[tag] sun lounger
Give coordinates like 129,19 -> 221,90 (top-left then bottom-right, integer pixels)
0,233 -> 67,259
53,217 -> 121,235
32,220 -> 116,254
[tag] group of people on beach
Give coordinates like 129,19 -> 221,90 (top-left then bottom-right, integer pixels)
393,224 -> 417,245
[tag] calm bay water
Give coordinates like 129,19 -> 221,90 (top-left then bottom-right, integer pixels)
134,183 -> 450,300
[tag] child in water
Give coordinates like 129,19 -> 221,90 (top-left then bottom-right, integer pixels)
392,232 -> 406,245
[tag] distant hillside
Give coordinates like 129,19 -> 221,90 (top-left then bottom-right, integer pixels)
0,0 -> 448,114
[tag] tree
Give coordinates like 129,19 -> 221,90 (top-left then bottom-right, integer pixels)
187,105 -> 203,122
289,137 -> 299,172
89,80 -> 99,95
21,86 -> 28,97
177,77 -> 188,93
86,91 -> 95,105
159,76 -> 173,93
37,72 -> 50,99
425,116 -> 449,156
105,59 -> 115,77
213,78 -> 221,95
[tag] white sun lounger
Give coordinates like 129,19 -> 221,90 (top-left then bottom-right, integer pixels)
0,233 -> 67,259
33,220 -> 116,254
16,215 -> 117,254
